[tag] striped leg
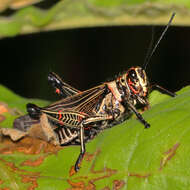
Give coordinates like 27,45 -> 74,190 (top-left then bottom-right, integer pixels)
54,127 -> 78,145
75,125 -> 85,172
74,114 -> 114,171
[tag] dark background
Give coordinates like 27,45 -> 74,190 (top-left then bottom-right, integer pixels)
0,2 -> 189,101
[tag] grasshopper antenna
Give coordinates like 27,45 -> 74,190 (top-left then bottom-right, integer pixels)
143,26 -> 155,70
143,12 -> 176,70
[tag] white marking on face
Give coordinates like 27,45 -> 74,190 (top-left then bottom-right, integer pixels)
135,68 -> 148,96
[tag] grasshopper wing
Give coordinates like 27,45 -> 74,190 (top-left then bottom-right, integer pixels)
45,84 -> 107,114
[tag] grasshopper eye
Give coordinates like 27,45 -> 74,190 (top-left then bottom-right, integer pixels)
127,69 -> 137,81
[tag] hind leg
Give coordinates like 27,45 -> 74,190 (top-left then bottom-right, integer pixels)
74,125 -> 85,172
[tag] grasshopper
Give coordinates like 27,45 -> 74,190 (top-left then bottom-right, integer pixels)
27,67 -> 176,171
27,13 -> 176,171
5,13 -> 176,172
27,13 -> 176,172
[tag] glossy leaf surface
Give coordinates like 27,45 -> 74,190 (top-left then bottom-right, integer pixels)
0,85 -> 189,189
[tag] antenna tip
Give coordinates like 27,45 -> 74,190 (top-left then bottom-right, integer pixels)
171,12 -> 176,20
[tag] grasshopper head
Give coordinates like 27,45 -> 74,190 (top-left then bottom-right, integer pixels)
118,67 -> 149,105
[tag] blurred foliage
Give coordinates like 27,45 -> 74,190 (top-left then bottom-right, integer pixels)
0,85 -> 190,189
0,0 -> 190,37
0,0 -> 42,12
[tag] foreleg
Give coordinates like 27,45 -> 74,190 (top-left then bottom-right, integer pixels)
127,102 -> 150,129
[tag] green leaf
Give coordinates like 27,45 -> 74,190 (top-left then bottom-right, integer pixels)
0,0 -> 190,37
0,85 -> 190,189
0,85 -> 48,128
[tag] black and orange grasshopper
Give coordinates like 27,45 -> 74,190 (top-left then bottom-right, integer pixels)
14,13 -> 176,172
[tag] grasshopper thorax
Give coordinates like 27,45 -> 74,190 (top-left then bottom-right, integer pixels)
117,66 -> 149,105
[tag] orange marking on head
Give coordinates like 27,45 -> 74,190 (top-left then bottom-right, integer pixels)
143,91 -> 147,97
128,79 -> 139,94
